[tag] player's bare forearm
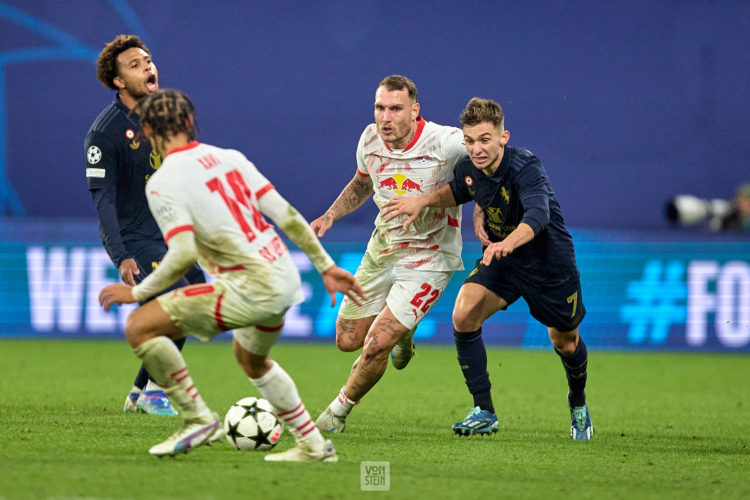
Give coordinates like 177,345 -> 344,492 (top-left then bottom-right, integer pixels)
428,184 -> 458,208
381,185 -> 456,230
473,203 -> 491,246
324,174 -> 373,222
481,222 -> 535,265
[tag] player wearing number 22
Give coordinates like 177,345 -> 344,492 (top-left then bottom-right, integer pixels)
311,75 -> 466,433
99,89 -> 365,460
382,97 -> 593,440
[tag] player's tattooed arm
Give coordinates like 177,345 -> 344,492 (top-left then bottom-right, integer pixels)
311,174 -> 373,236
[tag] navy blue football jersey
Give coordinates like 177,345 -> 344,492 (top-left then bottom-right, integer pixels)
449,146 -> 578,277
85,97 -> 164,266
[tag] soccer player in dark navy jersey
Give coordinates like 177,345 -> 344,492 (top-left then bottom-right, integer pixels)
382,97 -> 593,440
84,35 -> 206,416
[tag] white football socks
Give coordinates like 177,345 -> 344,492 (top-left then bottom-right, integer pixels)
250,361 -> 324,450
133,337 -> 211,419
329,387 -> 359,417
144,379 -> 164,392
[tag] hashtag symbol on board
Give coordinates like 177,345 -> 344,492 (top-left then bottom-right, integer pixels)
620,260 -> 687,344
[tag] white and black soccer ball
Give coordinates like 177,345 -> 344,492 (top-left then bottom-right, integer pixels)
224,397 -> 283,451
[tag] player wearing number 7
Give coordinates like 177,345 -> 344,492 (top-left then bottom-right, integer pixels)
99,89 -> 367,460
382,97 -> 593,440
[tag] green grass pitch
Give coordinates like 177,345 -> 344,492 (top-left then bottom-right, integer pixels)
1,339 -> 748,499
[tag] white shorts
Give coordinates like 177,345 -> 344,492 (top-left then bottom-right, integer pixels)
338,252 -> 453,330
156,273 -> 302,343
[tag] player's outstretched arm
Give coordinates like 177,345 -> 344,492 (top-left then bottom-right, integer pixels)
310,173 -> 373,237
101,231 -> 199,310
381,184 -> 457,230
481,222 -> 535,265
321,265 -> 367,307
259,189 -> 367,306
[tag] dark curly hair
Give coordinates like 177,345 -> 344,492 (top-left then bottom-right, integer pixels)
137,89 -> 198,144
96,35 -> 151,90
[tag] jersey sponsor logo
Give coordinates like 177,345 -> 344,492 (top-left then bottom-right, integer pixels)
86,167 -> 105,178
149,150 -> 162,170
377,173 -> 423,195
87,145 -> 102,164
464,176 -> 473,186
501,186 -> 510,203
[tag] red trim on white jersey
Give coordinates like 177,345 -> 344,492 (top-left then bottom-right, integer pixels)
356,169 -> 370,177
215,292 -> 227,331
447,216 -> 459,228
166,140 -> 200,157
256,183 -> 274,199
164,224 -> 194,243
217,264 -> 246,272
383,116 -> 426,153
257,322 -> 284,332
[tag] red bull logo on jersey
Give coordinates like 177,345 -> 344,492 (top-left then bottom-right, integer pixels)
378,173 -> 423,195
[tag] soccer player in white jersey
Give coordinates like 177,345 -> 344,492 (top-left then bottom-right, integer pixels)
311,75 -> 466,432
98,89 -> 366,461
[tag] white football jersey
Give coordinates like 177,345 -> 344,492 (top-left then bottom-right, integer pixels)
357,117 -> 466,271
145,141 -> 303,303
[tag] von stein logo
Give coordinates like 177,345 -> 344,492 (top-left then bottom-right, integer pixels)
361,461 -> 389,491
378,173 -> 423,195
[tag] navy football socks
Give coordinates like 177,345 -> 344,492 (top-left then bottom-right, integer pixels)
555,336 -> 588,407
454,328 -> 495,414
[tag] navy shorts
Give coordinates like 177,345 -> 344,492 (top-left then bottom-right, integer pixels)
125,239 -> 206,303
465,257 -> 585,331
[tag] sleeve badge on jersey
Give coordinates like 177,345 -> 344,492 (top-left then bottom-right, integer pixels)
87,145 -> 102,164
86,167 -> 105,178
464,175 -> 473,186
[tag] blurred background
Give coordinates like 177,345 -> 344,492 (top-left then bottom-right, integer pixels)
1,0 -> 748,351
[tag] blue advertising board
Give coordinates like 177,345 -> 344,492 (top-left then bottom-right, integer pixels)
2,219 -> 748,352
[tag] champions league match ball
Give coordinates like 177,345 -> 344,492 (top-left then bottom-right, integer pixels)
224,397 -> 283,451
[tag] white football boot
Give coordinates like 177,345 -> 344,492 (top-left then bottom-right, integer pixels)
148,412 -> 221,457
264,439 -> 338,463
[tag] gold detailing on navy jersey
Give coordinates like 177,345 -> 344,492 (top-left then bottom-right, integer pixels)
129,139 -> 140,150
151,261 -> 159,270
501,186 -> 510,204
149,150 -> 162,170
567,291 -> 578,318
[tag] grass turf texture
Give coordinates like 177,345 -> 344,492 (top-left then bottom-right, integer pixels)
0,339 -> 748,500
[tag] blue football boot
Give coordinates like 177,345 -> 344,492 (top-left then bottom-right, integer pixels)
136,390 -> 178,416
452,406 -> 499,436
123,389 -> 140,413
569,398 -> 594,440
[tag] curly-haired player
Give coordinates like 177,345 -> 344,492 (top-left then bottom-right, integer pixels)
85,35 -> 207,416
99,89 -> 366,459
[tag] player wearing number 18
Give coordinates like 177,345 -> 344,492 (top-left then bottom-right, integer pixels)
382,98 -> 593,440
98,89 -> 366,460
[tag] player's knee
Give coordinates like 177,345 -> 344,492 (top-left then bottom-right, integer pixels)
549,328 -> 578,355
335,320 -> 365,352
124,311 -> 150,348
452,305 -> 480,332
336,335 -> 361,352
